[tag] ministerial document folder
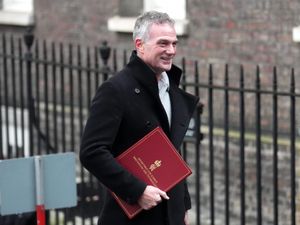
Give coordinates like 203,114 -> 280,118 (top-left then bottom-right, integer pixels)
111,126 -> 192,219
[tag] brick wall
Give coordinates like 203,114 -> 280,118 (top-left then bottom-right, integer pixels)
183,0 -> 300,68
34,0 -> 300,69
34,0 -> 119,45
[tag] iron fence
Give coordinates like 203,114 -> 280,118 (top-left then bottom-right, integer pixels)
0,31 -> 299,225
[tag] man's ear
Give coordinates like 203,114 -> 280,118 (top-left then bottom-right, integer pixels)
135,39 -> 144,53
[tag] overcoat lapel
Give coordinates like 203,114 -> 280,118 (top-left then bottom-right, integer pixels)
169,87 -> 191,148
129,56 -> 172,135
139,80 -> 171,135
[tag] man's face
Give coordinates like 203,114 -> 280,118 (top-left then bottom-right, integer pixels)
136,23 -> 178,75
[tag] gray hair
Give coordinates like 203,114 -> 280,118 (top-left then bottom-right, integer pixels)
133,11 -> 175,41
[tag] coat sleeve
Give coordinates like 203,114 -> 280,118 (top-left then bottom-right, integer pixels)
80,81 -> 147,204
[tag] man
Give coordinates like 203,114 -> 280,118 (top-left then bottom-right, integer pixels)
80,11 -> 199,225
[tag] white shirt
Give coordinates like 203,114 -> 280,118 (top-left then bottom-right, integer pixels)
158,72 -> 172,127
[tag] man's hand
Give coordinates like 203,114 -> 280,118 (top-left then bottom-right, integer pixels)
137,185 -> 169,210
184,211 -> 189,225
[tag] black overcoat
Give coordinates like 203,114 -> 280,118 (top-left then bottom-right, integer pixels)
80,51 -> 199,225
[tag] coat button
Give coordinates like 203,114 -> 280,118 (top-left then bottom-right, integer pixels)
134,88 -> 140,94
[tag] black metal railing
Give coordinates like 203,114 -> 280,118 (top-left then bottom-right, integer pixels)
0,32 -> 298,225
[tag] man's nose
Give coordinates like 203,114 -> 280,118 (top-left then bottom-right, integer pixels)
166,44 -> 176,54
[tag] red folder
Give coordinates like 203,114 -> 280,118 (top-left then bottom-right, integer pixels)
111,127 -> 192,219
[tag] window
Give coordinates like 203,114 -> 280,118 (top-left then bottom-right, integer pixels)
108,0 -> 188,36
119,0 -> 143,17
0,0 -> 34,26
143,0 -> 186,20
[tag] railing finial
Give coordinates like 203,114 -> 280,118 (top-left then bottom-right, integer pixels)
99,40 -> 111,65
24,26 -> 34,51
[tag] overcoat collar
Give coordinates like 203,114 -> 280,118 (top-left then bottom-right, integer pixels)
127,51 -> 182,89
126,51 -> 198,147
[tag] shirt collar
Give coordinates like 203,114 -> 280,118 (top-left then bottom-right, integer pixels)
158,72 -> 170,91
